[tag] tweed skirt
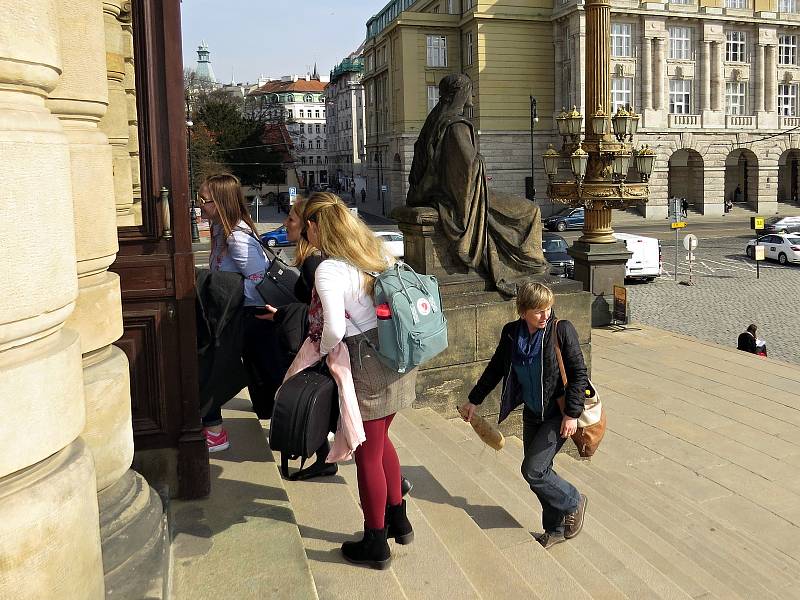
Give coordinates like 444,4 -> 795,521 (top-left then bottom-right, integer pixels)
344,328 -> 416,421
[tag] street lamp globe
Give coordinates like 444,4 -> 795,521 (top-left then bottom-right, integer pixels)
611,152 -> 632,181
542,144 -> 560,179
635,145 -> 656,181
590,106 -> 609,137
556,107 -> 570,138
612,106 -> 630,141
566,106 -> 583,138
570,144 -> 589,182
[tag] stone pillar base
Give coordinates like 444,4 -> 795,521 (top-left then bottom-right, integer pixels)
99,470 -> 169,599
568,240 -> 631,327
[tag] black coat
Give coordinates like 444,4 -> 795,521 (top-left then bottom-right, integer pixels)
737,331 -> 757,354
272,254 -> 324,356
195,269 -> 248,418
468,315 -> 588,423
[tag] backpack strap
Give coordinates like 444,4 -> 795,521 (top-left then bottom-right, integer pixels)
552,319 -> 569,415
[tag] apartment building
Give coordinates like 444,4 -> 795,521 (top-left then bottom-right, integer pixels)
248,75 -> 329,188
326,54 -> 368,196
364,0 -> 800,218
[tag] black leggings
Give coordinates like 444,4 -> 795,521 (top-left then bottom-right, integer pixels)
203,309 -> 289,426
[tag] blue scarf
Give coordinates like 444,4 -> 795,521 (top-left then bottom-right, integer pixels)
514,320 -> 543,365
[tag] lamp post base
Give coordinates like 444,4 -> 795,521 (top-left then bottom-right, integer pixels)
568,240 -> 631,326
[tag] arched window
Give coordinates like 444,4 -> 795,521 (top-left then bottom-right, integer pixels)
287,94 -> 295,102
270,94 -> 278,104
304,94 -> 314,102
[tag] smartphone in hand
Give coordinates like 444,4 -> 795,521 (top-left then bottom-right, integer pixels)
254,304 -> 278,321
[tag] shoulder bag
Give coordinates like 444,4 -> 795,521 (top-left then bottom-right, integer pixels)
553,319 -> 606,458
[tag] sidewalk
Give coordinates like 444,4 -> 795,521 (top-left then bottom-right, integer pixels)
613,202 -> 800,225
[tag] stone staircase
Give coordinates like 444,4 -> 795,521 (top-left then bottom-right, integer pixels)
171,325 -> 800,599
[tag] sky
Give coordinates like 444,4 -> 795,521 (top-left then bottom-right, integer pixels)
181,0 -> 389,85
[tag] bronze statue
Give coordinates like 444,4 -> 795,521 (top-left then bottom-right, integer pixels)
406,74 -> 548,295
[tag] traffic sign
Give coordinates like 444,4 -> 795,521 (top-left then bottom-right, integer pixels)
381,185 -> 388,192
288,186 -> 297,197
755,245 -> 765,260
671,221 -> 686,229
683,234 -> 698,251
751,216 -> 764,230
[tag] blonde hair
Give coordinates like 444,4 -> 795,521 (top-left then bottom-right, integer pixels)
201,173 -> 259,239
288,198 -> 317,267
516,282 -> 555,315
300,192 -> 392,295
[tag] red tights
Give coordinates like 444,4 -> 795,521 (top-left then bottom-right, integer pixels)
354,414 -> 402,530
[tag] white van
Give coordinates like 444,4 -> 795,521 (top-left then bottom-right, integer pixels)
613,232 -> 662,282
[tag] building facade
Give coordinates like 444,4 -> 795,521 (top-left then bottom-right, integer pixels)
327,55 -> 368,198
248,75 -> 329,189
364,0 -> 800,218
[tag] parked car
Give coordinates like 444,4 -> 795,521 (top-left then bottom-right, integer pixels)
763,215 -> 800,233
375,231 -> 404,258
542,232 -> 574,277
544,207 -> 585,232
745,233 -> 800,264
613,232 -> 662,281
260,225 -> 292,247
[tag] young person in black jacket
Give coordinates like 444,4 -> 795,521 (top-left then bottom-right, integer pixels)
459,282 -> 589,549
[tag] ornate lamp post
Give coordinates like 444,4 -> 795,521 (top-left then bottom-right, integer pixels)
543,0 -> 655,323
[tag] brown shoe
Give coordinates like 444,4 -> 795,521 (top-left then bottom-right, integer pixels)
537,531 -> 566,549
565,494 -> 587,539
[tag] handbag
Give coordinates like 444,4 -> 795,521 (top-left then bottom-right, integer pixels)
553,319 -> 606,458
246,231 -> 299,306
269,361 -> 339,477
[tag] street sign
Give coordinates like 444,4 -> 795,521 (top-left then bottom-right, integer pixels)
755,245 -> 765,260
288,186 -> 297,196
683,234 -> 698,251
671,221 -> 686,229
381,185 -> 388,192
751,216 -> 764,230
685,253 -> 696,261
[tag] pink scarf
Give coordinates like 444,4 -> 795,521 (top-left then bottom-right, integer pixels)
283,338 -> 366,462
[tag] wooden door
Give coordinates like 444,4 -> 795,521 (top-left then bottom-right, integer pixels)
111,0 -> 209,499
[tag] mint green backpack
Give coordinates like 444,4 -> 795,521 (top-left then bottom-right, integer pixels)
352,262 -> 448,373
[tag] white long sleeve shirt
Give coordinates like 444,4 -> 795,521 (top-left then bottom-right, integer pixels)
314,259 -> 378,355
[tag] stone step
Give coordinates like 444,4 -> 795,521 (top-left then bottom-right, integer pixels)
504,432 -> 799,598
424,411 -> 694,600
170,400 -> 318,600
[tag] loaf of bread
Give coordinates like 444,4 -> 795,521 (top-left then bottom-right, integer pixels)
458,405 -> 505,451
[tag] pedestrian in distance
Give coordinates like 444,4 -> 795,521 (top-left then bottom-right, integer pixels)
681,198 -> 689,218
301,193 -> 416,569
737,323 -> 767,356
199,173 -> 278,452
460,282 -> 588,549
361,188 -> 367,204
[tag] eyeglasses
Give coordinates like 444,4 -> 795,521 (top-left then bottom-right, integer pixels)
197,195 -> 214,206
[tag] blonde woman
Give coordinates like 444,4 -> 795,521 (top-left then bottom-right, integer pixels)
301,193 -> 416,569
199,173 -> 280,450
460,282 -> 588,549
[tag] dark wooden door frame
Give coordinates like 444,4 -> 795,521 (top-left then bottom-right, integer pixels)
112,0 -> 209,499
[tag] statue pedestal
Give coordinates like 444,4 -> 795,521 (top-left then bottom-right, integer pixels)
568,241 -> 631,327
393,206 -> 592,444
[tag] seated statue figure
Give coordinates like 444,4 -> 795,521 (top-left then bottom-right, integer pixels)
406,73 -> 548,295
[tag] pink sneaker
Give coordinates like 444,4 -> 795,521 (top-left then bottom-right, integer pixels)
204,427 -> 230,452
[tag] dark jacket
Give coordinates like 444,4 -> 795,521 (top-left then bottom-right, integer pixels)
273,254 -> 324,356
195,269 -> 248,418
468,315 -> 588,423
737,331 -> 757,354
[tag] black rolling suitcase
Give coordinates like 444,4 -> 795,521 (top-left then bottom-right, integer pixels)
269,363 -> 338,477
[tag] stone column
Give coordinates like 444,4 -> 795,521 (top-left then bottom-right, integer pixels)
701,41 -> 712,111
653,38 -> 665,111
755,44 -> 765,113
554,36 -> 564,115
712,41 -> 723,112
641,37 -> 652,111
99,0 -> 134,226
764,44 -> 777,113
585,0 -> 611,131
0,1 -> 104,598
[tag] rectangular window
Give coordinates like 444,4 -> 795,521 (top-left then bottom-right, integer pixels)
779,83 -> 798,115
780,0 -> 798,12
426,35 -> 448,67
780,34 -> 797,65
670,0 -> 692,4
611,77 -> 633,112
316,124 -> 321,133
299,123 -> 304,133
726,81 -> 746,114
669,79 -> 692,114
669,26 -> 692,60
287,109 -> 293,119
726,31 -> 747,62
611,23 -> 632,58
299,109 -> 304,118
726,0 -> 747,7
427,85 -> 439,113
315,110 -> 320,118
465,32 -> 474,66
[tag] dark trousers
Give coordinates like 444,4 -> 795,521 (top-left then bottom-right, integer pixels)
521,408 -> 580,535
203,310 -> 289,426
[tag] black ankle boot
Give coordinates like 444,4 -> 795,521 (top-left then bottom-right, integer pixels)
385,499 -> 414,544
400,476 -> 413,497
341,527 -> 391,569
